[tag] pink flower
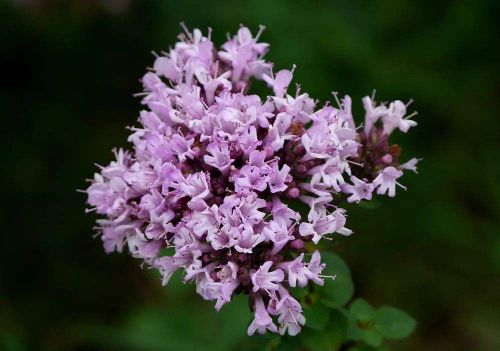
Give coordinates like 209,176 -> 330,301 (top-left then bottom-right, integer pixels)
362,96 -> 387,133
400,157 -> 420,173
180,172 -> 212,200
235,165 -> 269,192
247,295 -> 278,335
85,24 -> 419,336
373,166 -> 406,197
153,54 -> 181,82
238,125 -> 261,155
203,141 -> 233,174
214,262 -> 240,310
262,220 -> 293,254
262,67 -> 294,98
299,210 -> 352,244
280,252 -> 325,287
382,100 -> 417,135
251,261 -> 285,293
341,176 -> 375,203
235,226 -> 264,253
154,256 -> 180,285
268,162 -> 291,193
169,134 -> 195,162
275,289 -> 306,336
301,120 -> 330,160
270,196 -> 300,227
309,158 -> 345,192
87,176 -> 129,218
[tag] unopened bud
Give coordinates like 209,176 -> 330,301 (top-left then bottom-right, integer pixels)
289,239 -> 304,250
381,154 -> 393,164
287,187 -> 300,198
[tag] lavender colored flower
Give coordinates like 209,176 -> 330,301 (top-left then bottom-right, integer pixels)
373,166 -> 405,197
247,294 -> 278,335
251,261 -> 285,293
341,176 -> 375,203
275,288 -> 306,335
84,25 -> 419,336
280,251 -> 325,288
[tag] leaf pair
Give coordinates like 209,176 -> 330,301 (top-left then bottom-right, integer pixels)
345,298 -> 417,347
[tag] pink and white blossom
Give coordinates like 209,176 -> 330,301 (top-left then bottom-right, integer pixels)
84,25 -> 419,336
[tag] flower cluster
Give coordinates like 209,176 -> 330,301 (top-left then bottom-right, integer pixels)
85,25 -> 419,336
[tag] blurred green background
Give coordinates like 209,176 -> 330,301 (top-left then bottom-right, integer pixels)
1,0 -> 499,350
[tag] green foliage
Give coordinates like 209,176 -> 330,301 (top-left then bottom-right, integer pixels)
299,310 -> 348,351
344,298 -> 416,349
274,253 -> 416,351
373,307 -> 417,339
350,299 -> 376,322
303,301 -> 331,331
317,252 -> 355,308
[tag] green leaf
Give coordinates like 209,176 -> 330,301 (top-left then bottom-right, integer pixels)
317,252 -> 354,309
343,308 -> 362,341
299,310 -> 347,351
360,328 -> 384,347
373,307 -> 416,339
350,299 -> 375,322
343,304 -> 382,346
303,302 -> 330,331
288,286 -> 309,302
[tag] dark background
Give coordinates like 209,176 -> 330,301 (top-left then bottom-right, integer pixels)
1,0 -> 499,350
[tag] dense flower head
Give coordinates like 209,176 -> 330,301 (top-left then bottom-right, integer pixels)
85,25 -> 419,335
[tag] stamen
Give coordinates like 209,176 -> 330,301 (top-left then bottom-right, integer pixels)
405,111 -> 418,119
396,181 -> 407,190
347,160 -> 363,167
332,91 -> 342,109
265,156 -> 280,164
200,99 -> 209,110
179,22 -> 193,41
240,83 -> 247,94
255,25 -> 266,41
287,222 -> 298,234
127,126 -> 150,133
